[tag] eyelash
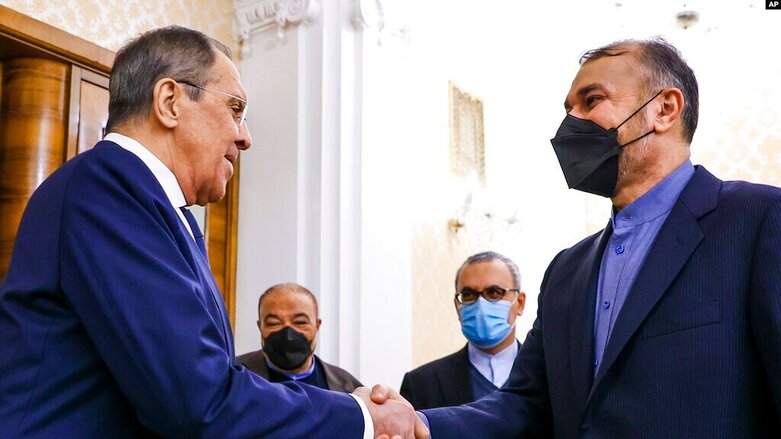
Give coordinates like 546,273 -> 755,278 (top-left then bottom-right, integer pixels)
585,95 -> 603,108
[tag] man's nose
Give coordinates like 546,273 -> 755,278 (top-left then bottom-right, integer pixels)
237,122 -> 252,151
567,107 -> 586,119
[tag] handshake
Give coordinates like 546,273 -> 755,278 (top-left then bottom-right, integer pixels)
354,385 -> 430,439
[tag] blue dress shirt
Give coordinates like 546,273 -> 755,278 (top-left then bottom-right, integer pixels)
467,340 -> 519,388
593,160 -> 695,373
266,356 -> 317,380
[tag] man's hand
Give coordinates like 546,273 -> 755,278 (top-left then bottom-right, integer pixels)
354,384 -> 430,439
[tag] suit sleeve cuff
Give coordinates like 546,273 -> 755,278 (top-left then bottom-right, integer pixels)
349,393 -> 374,439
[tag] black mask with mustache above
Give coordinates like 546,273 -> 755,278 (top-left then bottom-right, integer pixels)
550,90 -> 663,197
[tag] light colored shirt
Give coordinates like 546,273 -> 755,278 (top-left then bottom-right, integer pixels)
593,160 -> 695,374
468,339 -> 519,387
104,133 -> 373,437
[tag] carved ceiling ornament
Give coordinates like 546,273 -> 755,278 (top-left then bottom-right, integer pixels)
233,0 -> 320,55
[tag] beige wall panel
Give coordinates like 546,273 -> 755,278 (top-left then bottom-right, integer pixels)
0,0 -> 235,51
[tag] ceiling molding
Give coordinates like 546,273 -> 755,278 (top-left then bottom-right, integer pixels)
234,0 -> 320,55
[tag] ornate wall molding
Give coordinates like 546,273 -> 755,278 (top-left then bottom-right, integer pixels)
350,0 -> 383,31
234,0 -> 320,54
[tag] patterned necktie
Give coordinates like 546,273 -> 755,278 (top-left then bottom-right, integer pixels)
180,207 -> 208,259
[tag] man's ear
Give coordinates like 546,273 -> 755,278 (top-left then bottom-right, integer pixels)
516,291 -> 526,316
152,78 -> 181,129
653,88 -> 684,134
316,318 -> 322,331
454,299 -> 463,323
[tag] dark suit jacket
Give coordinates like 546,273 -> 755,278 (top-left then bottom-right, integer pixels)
399,342 -> 522,410
0,141 -> 364,438
237,349 -> 363,392
424,166 -> 781,438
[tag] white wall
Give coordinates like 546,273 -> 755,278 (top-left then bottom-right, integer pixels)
234,0 -> 412,387
235,27 -> 303,358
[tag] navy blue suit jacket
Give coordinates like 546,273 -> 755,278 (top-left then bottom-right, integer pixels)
424,166 -> 781,438
0,141 -> 364,438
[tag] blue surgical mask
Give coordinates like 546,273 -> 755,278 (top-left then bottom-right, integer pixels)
458,297 -> 514,349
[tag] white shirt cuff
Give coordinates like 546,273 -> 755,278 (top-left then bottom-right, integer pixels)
349,393 -> 374,439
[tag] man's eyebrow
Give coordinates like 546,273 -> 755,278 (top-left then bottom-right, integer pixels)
228,95 -> 247,107
263,312 -> 311,321
564,83 -> 606,112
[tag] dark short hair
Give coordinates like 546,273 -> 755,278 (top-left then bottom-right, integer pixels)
579,37 -> 699,144
454,251 -> 521,291
258,283 -> 319,317
105,25 -> 232,132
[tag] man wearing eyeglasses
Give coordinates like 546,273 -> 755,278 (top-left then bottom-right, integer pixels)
400,251 -> 526,410
0,25 -> 424,439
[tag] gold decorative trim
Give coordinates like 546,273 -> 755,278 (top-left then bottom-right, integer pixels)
449,81 -> 486,186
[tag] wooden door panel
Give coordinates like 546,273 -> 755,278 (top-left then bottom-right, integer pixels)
77,78 -> 109,154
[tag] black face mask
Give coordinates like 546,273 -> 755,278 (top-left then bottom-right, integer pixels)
549,90 -> 662,197
263,326 -> 313,370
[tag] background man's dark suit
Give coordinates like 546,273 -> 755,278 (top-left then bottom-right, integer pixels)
400,345 -> 473,410
238,349 -> 363,392
423,166 -> 781,438
400,343 -> 522,410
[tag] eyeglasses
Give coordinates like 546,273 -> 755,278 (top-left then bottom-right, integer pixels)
177,80 -> 248,127
455,286 -> 519,305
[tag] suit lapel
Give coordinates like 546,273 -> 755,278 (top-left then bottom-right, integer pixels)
182,218 -> 235,358
590,166 -> 720,394
570,223 -> 612,406
438,345 -> 474,405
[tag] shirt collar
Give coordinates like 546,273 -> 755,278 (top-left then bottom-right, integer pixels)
611,160 -> 695,228
467,338 -> 519,368
104,132 -> 187,209
104,132 -> 194,239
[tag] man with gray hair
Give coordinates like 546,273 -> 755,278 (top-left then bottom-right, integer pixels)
400,251 -> 526,410
0,25 -> 424,439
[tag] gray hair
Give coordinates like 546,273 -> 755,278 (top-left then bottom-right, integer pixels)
454,251 -> 521,291
579,37 -> 699,144
106,25 -> 231,132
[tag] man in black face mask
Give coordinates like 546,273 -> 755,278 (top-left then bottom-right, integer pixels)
237,283 -> 362,392
406,37 -> 781,438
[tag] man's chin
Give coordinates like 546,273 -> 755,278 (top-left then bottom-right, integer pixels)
209,192 -> 227,204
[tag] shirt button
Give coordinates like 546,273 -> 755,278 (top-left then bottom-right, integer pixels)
603,301 -> 611,309
593,360 -> 599,367
615,245 -> 625,254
